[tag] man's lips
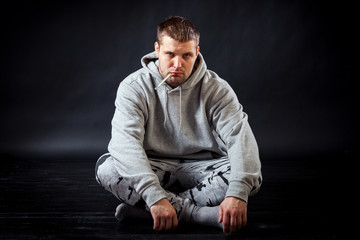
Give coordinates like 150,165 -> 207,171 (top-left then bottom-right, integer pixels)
170,71 -> 183,75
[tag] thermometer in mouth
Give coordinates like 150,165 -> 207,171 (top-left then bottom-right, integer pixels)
155,73 -> 171,90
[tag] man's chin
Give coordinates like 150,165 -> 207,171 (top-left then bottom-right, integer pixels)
167,78 -> 187,88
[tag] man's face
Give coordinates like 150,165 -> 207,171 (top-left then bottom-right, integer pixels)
155,35 -> 199,88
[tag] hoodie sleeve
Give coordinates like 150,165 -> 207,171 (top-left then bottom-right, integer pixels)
108,79 -> 168,208
208,81 -> 262,203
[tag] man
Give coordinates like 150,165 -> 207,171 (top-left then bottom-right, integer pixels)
95,16 -> 262,234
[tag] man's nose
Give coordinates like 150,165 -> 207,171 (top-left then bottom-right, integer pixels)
173,56 -> 182,68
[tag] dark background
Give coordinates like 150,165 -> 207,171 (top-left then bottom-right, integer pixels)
0,0 -> 358,160
2,0 -> 357,161
1,0 -> 357,238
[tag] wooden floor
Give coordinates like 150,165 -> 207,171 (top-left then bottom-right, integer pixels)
0,153 -> 343,239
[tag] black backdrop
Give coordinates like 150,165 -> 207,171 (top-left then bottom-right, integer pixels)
2,0 -> 357,160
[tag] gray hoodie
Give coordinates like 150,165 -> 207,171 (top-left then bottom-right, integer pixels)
108,51 -> 261,208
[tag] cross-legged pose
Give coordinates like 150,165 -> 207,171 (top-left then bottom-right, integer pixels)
95,16 -> 262,234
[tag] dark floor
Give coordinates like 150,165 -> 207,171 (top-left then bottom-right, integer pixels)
0,153 -> 347,239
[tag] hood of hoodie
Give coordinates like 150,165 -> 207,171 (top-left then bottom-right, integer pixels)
140,51 -> 207,91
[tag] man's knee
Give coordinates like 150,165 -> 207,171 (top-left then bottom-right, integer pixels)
95,153 -> 115,186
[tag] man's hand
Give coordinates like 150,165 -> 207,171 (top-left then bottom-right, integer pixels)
218,196 -> 247,234
150,198 -> 178,231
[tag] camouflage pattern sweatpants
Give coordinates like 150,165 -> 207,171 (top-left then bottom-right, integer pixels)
95,153 -> 231,219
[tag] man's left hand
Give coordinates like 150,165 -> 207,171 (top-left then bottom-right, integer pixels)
218,196 -> 247,234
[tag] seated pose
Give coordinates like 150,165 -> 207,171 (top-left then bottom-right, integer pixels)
95,16 -> 262,234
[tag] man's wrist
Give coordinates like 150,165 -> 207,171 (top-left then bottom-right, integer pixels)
141,184 -> 168,207
226,181 -> 251,203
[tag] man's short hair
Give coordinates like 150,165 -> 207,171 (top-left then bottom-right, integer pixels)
157,16 -> 200,46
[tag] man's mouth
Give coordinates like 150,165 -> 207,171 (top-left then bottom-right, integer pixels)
170,71 -> 183,76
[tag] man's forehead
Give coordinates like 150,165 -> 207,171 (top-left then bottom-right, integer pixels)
159,36 -> 198,52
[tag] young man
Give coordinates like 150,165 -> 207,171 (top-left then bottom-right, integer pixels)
95,16 -> 262,234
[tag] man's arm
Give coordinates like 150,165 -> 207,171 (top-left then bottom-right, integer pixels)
208,81 -> 262,233
108,80 -> 169,208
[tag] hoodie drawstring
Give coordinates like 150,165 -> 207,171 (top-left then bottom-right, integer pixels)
178,86 -> 182,133
163,90 -> 169,131
156,83 -> 182,133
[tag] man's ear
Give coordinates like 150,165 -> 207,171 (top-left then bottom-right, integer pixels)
196,46 -> 200,56
154,42 -> 160,56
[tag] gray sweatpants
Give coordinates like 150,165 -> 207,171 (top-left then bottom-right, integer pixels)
95,153 -> 231,221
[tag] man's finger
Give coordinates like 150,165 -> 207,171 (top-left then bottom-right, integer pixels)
172,215 -> 178,230
236,215 -> 242,231
218,207 -> 223,223
222,212 -> 230,233
153,216 -> 159,230
165,216 -> 173,231
242,211 -> 247,228
158,218 -> 166,231
229,215 -> 235,233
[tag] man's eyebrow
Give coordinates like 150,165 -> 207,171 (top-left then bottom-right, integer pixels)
163,50 -> 194,56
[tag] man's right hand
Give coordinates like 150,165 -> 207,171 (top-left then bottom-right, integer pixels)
150,198 -> 178,231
